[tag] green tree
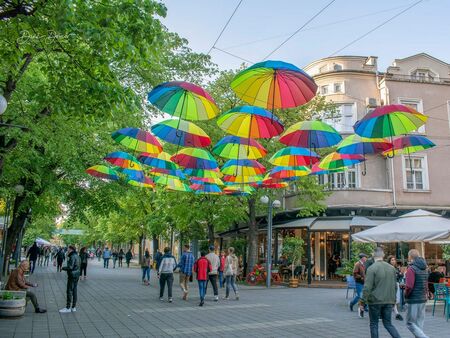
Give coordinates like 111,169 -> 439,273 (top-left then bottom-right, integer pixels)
281,236 -> 305,278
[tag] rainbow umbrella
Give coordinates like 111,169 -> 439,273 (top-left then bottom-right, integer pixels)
183,168 -> 223,179
86,165 -> 119,181
230,60 -> 317,110
223,184 -> 255,196
138,152 -> 178,171
111,127 -> 162,154
190,177 -> 224,185
148,167 -> 186,179
353,104 -> 427,138
269,147 -> 320,166
171,148 -> 218,170
154,175 -> 192,192
337,134 -> 391,155
221,159 -> 266,176
148,81 -> 219,121
382,135 -> 435,157
318,152 -> 365,170
222,174 -> 263,184
309,163 -> 344,176
104,151 -> 141,170
268,166 -> 310,180
280,121 -> 342,148
151,119 -> 211,148
251,178 -> 289,189
190,183 -> 222,195
213,136 -> 267,160
127,176 -> 155,189
217,106 -> 284,139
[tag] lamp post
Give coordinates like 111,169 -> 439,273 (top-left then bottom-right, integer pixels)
260,195 -> 281,288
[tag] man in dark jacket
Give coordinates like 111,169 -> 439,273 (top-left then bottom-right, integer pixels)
27,242 -> 39,274
404,249 -> 429,338
59,245 -> 81,313
349,253 -> 368,315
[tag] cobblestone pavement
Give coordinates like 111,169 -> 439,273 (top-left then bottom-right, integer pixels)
0,259 -> 448,337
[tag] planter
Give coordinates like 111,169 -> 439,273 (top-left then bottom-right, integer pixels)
0,291 -> 27,317
289,277 -> 299,288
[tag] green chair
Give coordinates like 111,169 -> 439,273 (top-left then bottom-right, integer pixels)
432,283 -> 448,317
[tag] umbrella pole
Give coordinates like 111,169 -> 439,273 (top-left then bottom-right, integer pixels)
387,115 -> 397,208
362,151 -> 367,176
270,72 -> 276,124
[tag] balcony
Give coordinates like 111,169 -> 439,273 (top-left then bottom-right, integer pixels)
383,73 -> 450,85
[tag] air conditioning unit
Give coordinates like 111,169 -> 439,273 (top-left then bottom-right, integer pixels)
366,97 -> 378,108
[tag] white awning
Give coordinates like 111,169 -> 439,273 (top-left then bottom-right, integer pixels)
310,219 -> 351,231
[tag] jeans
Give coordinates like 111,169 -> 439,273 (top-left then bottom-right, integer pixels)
81,263 -> 87,277
406,302 -> 429,338
159,273 -> 174,298
179,273 -> 190,294
126,259 -> 130,267
368,304 -> 401,338
29,259 -> 36,273
66,277 -> 79,308
219,271 -> 224,288
44,256 -> 50,266
225,275 -> 238,298
103,258 -> 110,268
198,280 -> 207,301
142,267 -> 150,282
57,260 -> 63,272
118,257 -> 123,267
350,282 -> 364,306
113,258 -> 117,268
206,274 -> 218,296
26,291 -> 39,310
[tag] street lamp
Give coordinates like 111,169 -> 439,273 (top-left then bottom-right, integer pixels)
0,94 -> 7,115
0,94 -> 28,130
260,195 -> 281,288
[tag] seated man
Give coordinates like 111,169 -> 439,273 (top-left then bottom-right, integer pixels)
5,260 -> 47,313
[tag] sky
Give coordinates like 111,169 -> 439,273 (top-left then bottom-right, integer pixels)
161,0 -> 450,72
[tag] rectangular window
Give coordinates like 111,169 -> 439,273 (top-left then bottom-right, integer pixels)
321,165 -> 359,190
334,83 -> 342,93
320,85 -> 329,95
398,98 -> 425,133
403,156 -> 428,190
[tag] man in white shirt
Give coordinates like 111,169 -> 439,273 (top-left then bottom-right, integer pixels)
205,245 -> 220,301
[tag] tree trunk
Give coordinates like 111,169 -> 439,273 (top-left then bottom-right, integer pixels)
246,197 -> 258,273
138,235 -> 143,265
207,222 -> 215,245
152,234 -> 158,258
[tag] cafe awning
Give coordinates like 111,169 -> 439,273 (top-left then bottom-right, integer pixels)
309,218 -> 351,232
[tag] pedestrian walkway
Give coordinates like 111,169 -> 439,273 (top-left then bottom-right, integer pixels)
0,259 -> 447,337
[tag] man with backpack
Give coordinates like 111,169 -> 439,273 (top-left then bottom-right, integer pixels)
59,245 -> 81,313
158,247 -> 177,303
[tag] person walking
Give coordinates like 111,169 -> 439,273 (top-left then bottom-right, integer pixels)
26,242 -> 39,274
43,247 -> 51,266
37,246 -> 44,266
404,249 -> 429,338
224,247 -> 239,300
79,247 -> 88,280
360,248 -> 401,338
5,260 -> 47,313
103,247 -> 111,268
96,248 -> 102,262
125,249 -> 133,268
112,249 -> 118,268
154,249 -> 163,270
56,247 -> 65,272
59,245 -> 81,313
141,250 -> 152,285
118,248 -> 124,267
178,244 -> 194,300
157,247 -> 177,303
219,250 -> 226,288
205,245 -> 220,301
349,253 -> 368,317
387,255 -> 404,321
194,251 -> 212,306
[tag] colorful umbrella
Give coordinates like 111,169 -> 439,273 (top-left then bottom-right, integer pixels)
251,178 -> 289,189
138,152 -> 178,171
190,176 -> 224,185
151,119 -> 211,148
279,121 -> 342,148
353,104 -> 427,138
111,127 -> 162,154
318,152 -> 365,170
154,175 -> 192,192
148,167 -> 186,179
171,148 -> 218,170
223,184 -> 255,196
148,81 -> 219,120
382,135 -> 435,157
212,136 -> 267,160
190,183 -> 222,194
230,60 -> 317,109
127,176 -> 155,189
104,151 -> 141,170
336,134 -> 392,155
217,106 -> 284,139
222,174 -> 263,184
269,147 -> 320,166
268,166 -> 310,180
183,168 -> 223,179
309,163 -> 344,176
86,165 -> 119,181
221,159 -> 266,176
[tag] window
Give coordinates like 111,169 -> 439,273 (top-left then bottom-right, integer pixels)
319,165 -> 360,190
325,103 -> 356,133
411,69 -> 437,82
403,156 -> 429,190
398,98 -> 425,133
333,64 -> 343,71
319,64 -> 328,73
320,85 -> 329,95
334,83 -> 343,93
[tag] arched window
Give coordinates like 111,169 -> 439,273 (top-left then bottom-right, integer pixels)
333,64 -> 343,71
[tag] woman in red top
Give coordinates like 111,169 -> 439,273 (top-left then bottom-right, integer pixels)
193,251 -> 212,306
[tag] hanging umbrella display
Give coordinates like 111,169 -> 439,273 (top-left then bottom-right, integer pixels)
221,159 -> 266,177
184,168 -> 223,179
269,147 -> 320,166
104,151 -> 142,170
309,163 -> 344,176
382,135 -> 435,157
154,175 -> 192,192
171,148 -> 218,170
190,176 -> 224,185
217,106 -> 284,139
212,136 -> 267,160
138,152 -> 178,171
86,165 -> 119,181
318,152 -> 365,170
148,167 -> 186,179
111,127 -> 162,154
279,121 -> 342,148
251,178 -> 289,189
190,183 -> 222,195
353,104 -> 427,139
336,134 -> 392,155
230,60 -> 317,110
148,81 -> 219,121
151,119 -> 211,148
222,174 -> 263,184
223,184 -> 255,196
127,176 -> 155,189
268,166 -> 310,180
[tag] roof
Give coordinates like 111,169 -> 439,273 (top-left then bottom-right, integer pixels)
350,216 -> 378,227
392,53 -> 450,67
310,218 -> 351,231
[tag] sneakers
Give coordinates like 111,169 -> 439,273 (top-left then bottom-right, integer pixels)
395,314 -> 403,321
35,308 -> 47,313
214,296 -> 219,302
235,294 -> 239,301
59,308 -> 72,313
358,307 -> 364,318
159,297 -> 164,301
168,298 -> 173,303
222,296 -> 229,300
349,301 -> 354,312
199,300 -> 204,307
71,307 -> 77,312
182,293 -> 187,300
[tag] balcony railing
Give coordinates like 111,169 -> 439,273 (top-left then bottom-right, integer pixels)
383,73 -> 450,84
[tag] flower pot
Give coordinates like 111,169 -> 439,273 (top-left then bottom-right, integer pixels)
289,277 -> 299,288
0,291 -> 27,317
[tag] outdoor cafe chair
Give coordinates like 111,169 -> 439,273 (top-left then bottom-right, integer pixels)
345,275 -> 356,299
432,283 -> 449,320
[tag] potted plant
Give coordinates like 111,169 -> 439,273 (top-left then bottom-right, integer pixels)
0,290 -> 27,317
281,237 -> 304,288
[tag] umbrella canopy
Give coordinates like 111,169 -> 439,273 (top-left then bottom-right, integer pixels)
148,167 -> 186,179
127,176 -> 155,189
86,165 -> 119,181
221,159 -> 266,176
183,168 -> 223,179
212,136 -> 267,160
230,60 -> 317,109
318,152 -> 365,170
269,147 -> 320,166
148,81 -> 219,120
36,238 -> 53,246
104,151 -> 141,170
352,209 -> 450,243
280,121 -> 342,148
171,148 -> 218,170
354,104 -> 428,138
190,183 -> 222,194
154,175 -> 192,192
222,174 -> 263,184
138,152 -> 178,171
223,184 -> 255,196
337,134 -> 392,155
252,178 -> 289,189
309,163 -> 344,176
111,127 -> 162,154
217,106 -> 284,139
151,119 -> 211,148
382,135 -> 435,157
120,167 -> 145,181
269,166 -> 310,179
190,177 -> 224,185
